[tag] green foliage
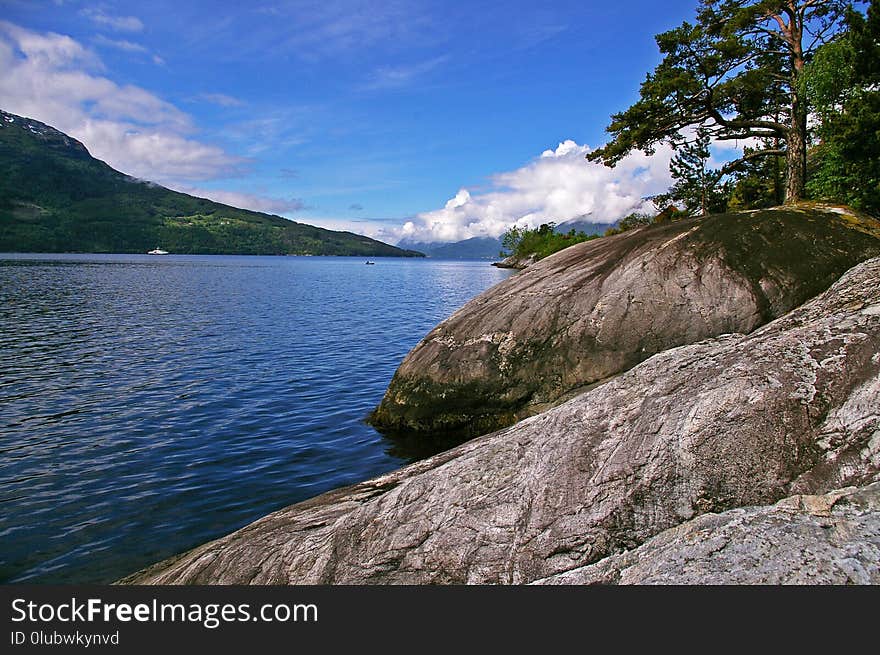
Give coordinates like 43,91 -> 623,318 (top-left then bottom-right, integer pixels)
604,211 -> 654,236
728,145 -> 786,209
619,212 -> 654,231
654,127 -> 731,215
805,1 -> 880,215
500,222 -> 599,261
587,1 -> 854,203
0,111 -> 423,256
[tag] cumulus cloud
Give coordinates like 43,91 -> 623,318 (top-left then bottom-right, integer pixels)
2,20 -> 100,69
170,186 -> 305,215
391,140 -> 675,244
81,8 -> 144,33
0,21 -> 243,182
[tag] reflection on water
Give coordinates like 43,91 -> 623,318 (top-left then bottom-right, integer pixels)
0,253 -> 511,583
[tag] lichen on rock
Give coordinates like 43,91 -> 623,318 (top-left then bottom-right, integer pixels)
532,482 -> 880,585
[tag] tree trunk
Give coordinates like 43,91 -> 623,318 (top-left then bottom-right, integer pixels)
785,9 -> 807,204
776,0 -> 812,203
785,91 -> 808,203
773,135 -> 784,205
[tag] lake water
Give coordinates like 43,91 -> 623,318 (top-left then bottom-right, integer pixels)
0,253 -> 512,583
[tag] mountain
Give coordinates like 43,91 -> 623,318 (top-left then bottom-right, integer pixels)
397,236 -> 502,259
0,110 -> 423,257
396,220 -> 619,261
554,215 -> 619,236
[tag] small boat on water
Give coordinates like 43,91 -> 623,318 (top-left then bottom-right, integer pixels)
148,248 -> 169,255
365,261 -> 375,265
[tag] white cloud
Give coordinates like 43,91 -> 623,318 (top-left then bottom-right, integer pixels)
266,0 -> 433,61
81,8 -> 144,33
92,35 -> 163,65
361,56 -> 449,91
0,21 -> 243,183
300,217 -> 389,237
170,186 -> 305,215
93,35 -> 148,53
195,93 -> 246,107
1,20 -> 100,69
390,139 -> 675,244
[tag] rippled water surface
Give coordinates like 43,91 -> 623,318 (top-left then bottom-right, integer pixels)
0,253 -> 511,583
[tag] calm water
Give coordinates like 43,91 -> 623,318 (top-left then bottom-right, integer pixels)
0,253 -> 511,583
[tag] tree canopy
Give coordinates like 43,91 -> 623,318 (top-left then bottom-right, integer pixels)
588,0 -> 858,203
499,223 -> 598,261
653,125 -> 731,215
804,1 -> 880,213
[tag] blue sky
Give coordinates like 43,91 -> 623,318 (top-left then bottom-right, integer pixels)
0,0 -> 703,243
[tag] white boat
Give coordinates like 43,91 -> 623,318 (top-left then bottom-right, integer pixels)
147,248 -> 169,255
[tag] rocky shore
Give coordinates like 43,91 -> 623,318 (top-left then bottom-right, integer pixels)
123,247 -> 880,584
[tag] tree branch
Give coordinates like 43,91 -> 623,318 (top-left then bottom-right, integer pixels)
797,0 -> 820,22
705,104 -> 789,134
766,11 -> 795,48
805,20 -> 840,52
714,130 -> 781,140
719,148 -> 787,175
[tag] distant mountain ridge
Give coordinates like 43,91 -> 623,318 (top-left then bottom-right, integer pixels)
399,220 -> 620,261
397,236 -> 502,259
0,109 -> 423,257
555,216 -> 619,236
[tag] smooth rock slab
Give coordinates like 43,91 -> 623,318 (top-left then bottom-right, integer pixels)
533,483 -> 880,585
123,257 -> 880,585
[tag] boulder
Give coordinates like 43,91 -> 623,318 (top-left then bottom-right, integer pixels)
122,256 -> 880,584
369,205 -> 880,437
491,252 -> 537,269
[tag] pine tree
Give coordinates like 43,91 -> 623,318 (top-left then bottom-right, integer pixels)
655,127 -> 730,215
588,0 -> 855,204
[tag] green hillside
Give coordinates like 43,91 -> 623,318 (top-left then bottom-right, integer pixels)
0,110 -> 422,257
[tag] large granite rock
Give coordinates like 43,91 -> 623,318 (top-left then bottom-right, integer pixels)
534,483 -> 880,585
123,257 -> 880,584
369,206 -> 880,437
